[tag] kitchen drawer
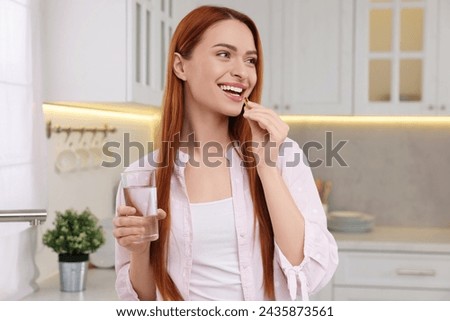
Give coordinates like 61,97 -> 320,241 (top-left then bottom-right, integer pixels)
335,251 -> 450,290
334,286 -> 450,301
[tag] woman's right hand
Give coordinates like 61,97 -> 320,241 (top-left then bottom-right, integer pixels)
113,205 -> 167,254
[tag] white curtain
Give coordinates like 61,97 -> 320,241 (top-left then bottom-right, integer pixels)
0,0 -> 47,300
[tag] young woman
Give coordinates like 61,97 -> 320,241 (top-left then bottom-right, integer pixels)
113,5 -> 338,301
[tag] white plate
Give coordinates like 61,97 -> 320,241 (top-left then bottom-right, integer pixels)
327,211 -> 375,233
328,211 -> 374,222
328,224 -> 373,233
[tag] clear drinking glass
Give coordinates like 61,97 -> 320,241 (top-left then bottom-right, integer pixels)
121,170 -> 158,242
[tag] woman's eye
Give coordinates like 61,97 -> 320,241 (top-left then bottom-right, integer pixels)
217,51 -> 230,58
246,57 -> 257,65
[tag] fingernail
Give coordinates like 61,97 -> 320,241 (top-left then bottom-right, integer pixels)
244,97 -> 249,108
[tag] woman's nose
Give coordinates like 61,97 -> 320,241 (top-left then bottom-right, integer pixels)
230,60 -> 248,79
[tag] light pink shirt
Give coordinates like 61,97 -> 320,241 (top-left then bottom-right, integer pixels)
115,137 -> 339,301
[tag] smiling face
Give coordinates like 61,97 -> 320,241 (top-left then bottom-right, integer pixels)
177,19 -> 258,117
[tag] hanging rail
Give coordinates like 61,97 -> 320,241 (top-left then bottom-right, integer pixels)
46,120 -> 117,139
0,209 -> 47,226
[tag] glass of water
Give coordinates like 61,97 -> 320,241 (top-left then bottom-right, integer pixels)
121,169 -> 158,242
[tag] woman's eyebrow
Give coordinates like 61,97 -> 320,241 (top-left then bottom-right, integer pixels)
212,43 -> 257,56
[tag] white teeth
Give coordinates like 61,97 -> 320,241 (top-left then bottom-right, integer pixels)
219,85 -> 243,94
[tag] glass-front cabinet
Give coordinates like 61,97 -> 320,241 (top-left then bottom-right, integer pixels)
355,0 -> 450,115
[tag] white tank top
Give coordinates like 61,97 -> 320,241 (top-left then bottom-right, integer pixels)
189,197 -> 244,300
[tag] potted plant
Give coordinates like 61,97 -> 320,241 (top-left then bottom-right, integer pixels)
43,208 -> 105,292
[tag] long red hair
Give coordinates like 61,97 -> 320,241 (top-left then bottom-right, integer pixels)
151,5 -> 274,300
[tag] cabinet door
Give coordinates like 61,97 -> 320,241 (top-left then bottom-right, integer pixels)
281,0 -> 353,115
354,0 -> 438,115
334,286 -> 450,300
42,0 -> 176,106
335,251 -> 450,290
132,0 -> 175,106
42,0 -> 128,102
437,0 -> 450,115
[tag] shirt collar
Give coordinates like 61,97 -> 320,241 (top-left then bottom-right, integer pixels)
174,142 -> 241,171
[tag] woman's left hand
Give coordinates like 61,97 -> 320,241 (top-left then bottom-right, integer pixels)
243,99 -> 289,168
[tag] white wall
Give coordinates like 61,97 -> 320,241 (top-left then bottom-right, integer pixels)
34,104 -> 159,282
0,0 -> 47,300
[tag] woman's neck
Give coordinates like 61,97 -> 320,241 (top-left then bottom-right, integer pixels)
181,107 -> 231,150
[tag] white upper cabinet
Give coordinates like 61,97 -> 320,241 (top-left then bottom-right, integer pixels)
43,0 -> 448,114
354,0 -> 450,115
42,0 -> 177,106
436,0 -> 450,115
277,0 -> 353,115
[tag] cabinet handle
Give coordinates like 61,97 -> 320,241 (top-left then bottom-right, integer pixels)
285,105 -> 290,110
428,105 -> 434,111
396,268 -> 436,277
441,105 -> 446,111
273,104 -> 279,110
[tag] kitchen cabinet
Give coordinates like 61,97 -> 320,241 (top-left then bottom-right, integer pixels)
42,0 -> 177,106
334,251 -> 450,300
318,226 -> 450,301
192,0 -> 353,115
354,0 -> 450,115
275,0 -> 353,115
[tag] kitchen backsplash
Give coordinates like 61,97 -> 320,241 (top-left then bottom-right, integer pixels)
286,118 -> 450,228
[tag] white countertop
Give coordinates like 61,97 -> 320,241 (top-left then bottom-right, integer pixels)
333,226 -> 450,253
23,268 -> 119,301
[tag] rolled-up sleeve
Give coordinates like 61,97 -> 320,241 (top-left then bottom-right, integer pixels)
275,138 -> 339,300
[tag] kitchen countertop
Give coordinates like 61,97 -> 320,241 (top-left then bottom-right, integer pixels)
333,225 -> 450,253
23,268 -> 119,301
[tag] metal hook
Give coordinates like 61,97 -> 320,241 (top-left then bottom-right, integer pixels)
102,124 -> 109,139
78,127 -> 86,142
46,121 -> 52,138
64,127 -> 72,142
91,128 -> 98,142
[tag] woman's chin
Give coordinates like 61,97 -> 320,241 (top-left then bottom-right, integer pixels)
225,105 -> 245,117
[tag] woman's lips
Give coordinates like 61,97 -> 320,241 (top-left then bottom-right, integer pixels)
221,89 -> 244,102
218,83 -> 246,103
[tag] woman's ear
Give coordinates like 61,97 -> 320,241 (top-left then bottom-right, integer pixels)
173,53 -> 187,81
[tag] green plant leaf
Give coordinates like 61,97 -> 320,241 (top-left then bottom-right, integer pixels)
42,208 -> 106,255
